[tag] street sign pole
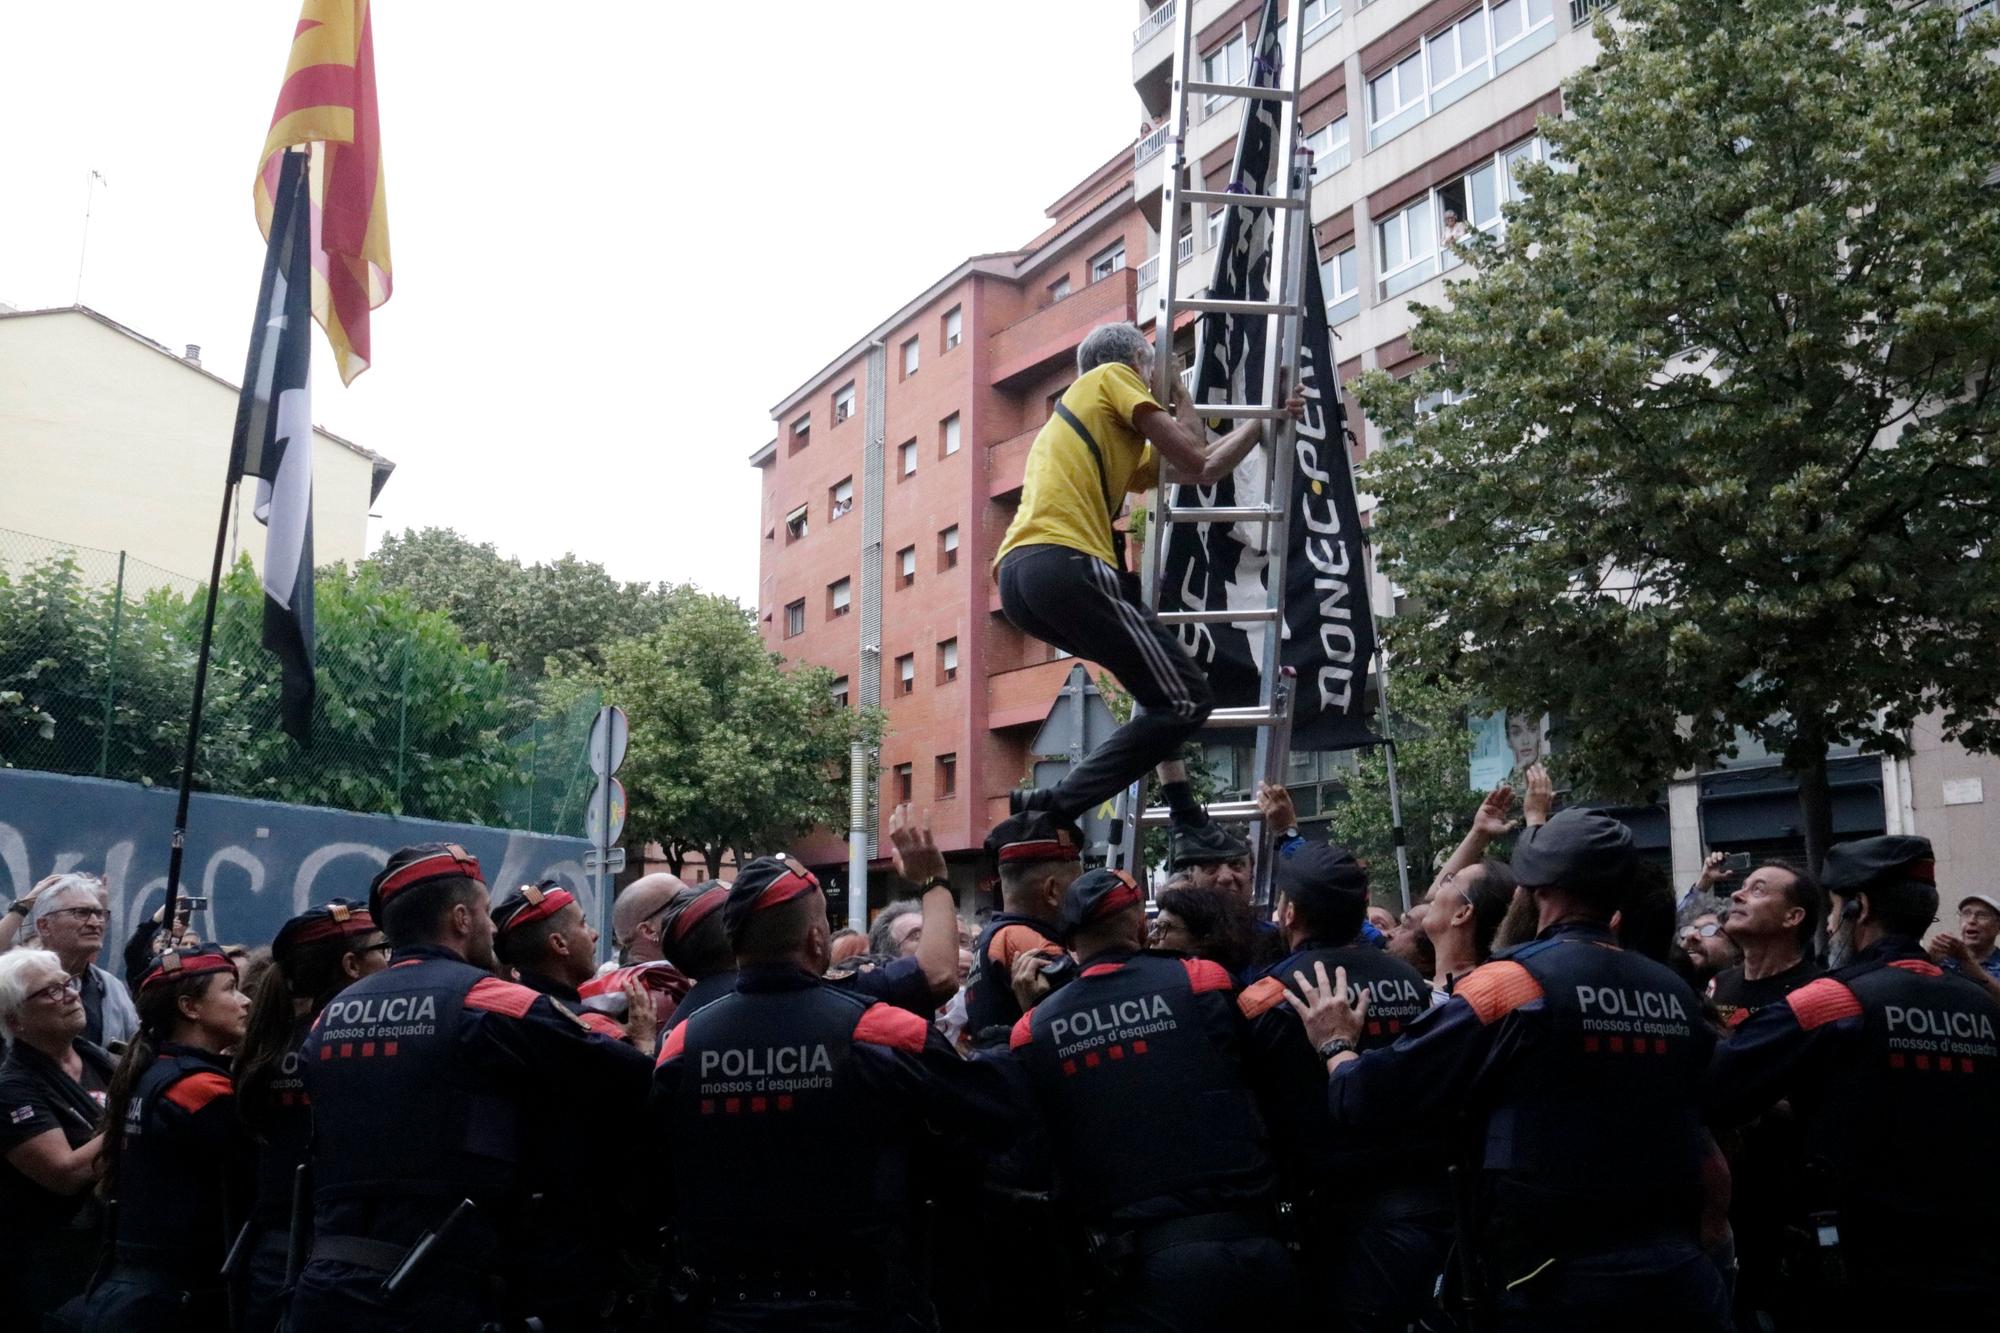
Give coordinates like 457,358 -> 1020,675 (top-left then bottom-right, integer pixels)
586,705 -> 629,963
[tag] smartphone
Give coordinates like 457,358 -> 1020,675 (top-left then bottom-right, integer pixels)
1721,852 -> 1752,874
181,896 -> 209,912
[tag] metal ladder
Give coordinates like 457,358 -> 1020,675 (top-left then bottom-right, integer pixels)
1113,0 -> 1312,901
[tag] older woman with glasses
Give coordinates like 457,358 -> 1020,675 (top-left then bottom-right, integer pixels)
0,947 -> 116,1326
12,873 -> 140,1050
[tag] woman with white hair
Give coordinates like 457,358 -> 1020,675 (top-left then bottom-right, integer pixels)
0,947 -> 114,1326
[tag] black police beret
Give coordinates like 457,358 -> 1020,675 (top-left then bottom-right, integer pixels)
984,809 -> 1085,866
721,857 -> 821,948
1170,819 -> 1251,869
368,843 -> 484,921
489,881 -> 579,938
1276,840 -> 1369,909
272,899 -> 377,972
1060,868 -> 1145,939
1822,835 -> 1935,898
659,884 -> 727,945
137,945 -> 237,994
1509,808 -> 1633,892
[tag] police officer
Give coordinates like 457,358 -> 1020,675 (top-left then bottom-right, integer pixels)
491,880 -> 643,1045
1007,868 -> 1301,1331
232,900 -> 387,1331
659,882 -> 736,1028
1235,841 -> 1444,1331
1708,835 -> 2000,1325
81,946 -> 253,1332
1288,808 -> 1728,1333
289,843 -> 652,1333
962,810 -> 1084,1049
651,855 -> 1012,1328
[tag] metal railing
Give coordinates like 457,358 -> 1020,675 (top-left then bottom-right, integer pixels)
1135,123 -> 1171,169
1571,0 -> 1613,24
1134,1 -> 1176,46
1137,255 -> 1161,289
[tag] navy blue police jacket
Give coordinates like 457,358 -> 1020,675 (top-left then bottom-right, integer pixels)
652,963 -> 1015,1276
112,1043 -> 254,1271
300,945 -> 651,1252
1708,936 -> 2000,1291
1323,921 -> 1713,1255
668,954 -> 942,1032
1008,949 -> 1278,1227
965,913 -> 1077,1050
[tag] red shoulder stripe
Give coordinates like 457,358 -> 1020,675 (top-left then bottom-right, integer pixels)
1454,962 -> 1543,1025
1786,977 -> 1863,1030
1009,1013 -> 1035,1050
465,976 -> 539,1019
1887,959 -> 1944,978
1181,957 -> 1235,995
655,1018 -> 688,1068
853,1002 -> 929,1054
1237,975 -> 1289,1020
162,1070 -> 233,1114
579,1011 -> 627,1041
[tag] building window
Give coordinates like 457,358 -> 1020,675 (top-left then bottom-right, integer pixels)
1324,245 -> 1360,324
784,505 -> 809,543
1379,136 -> 1545,298
942,305 -> 962,350
1366,50 -> 1427,147
941,413 -> 961,457
899,439 -> 918,477
1200,31 -> 1248,113
833,381 -> 857,424
789,413 -> 810,453
784,599 -> 805,638
898,545 -> 917,587
828,577 -> 851,618
901,336 -> 920,378
830,477 -> 853,521
938,638 -> 958,684
1305,115 -> 1351,178
894,762 -> 913,803
1090,241 -> 1126,282
1428,7 -> 1491,106
936,752 -> 957,799
1049,274 -> 1071,302
939,524 -> 960,571
896,654 -> 915,695
831,675 -> 849,708
1303,0 -> 1342,36
1376,194 -> 1440,300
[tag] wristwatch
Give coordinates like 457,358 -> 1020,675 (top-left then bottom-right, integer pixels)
1318,1036 -> 1356,1060
921,876 -> 952,893
6,899 -> 30,918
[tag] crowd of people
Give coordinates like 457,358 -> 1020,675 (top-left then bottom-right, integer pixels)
1,774 -> 1996,1333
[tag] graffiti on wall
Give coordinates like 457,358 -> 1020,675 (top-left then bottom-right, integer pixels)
0,769 -> 596,971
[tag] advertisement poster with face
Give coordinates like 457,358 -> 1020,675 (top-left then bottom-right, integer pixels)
1468,709 -> 1550,790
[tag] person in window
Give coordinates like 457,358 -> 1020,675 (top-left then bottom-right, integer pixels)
0,948 -> 113,1327
994,322 -> 1302,823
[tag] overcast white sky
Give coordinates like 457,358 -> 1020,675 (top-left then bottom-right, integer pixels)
0,2 -> 1145,603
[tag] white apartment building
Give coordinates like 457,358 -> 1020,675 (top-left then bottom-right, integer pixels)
1124,0 -> 2000,902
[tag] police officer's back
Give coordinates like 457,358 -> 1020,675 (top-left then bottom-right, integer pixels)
1007,869 -> 1300,1331
289,844 -> 651,1333
1235,842 -> 1443,1332
962,811 -> 1083,1050
1709,835 -> 2000,1322
1290,809 -> 1728,1333
651,856 -> 1013,1329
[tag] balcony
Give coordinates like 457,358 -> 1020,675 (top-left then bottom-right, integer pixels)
1133,1 -> 1175,47
986,267 -> 1135,388
987,422 -> 1040,500
1134,122 -> 1170,170
987,657 -> 1081,732
1570,0 -> 1614,22
1134,1 -> 1177,113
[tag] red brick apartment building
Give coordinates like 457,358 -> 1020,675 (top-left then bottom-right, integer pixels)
751,150 -> 1144,902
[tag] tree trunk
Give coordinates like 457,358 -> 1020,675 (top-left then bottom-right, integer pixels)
664,841 -> 686,877
1795,744 -> 1834,875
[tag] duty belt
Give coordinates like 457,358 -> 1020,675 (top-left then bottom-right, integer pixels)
309,1234 -> 409,1274
1101,1207 -> 1274,1263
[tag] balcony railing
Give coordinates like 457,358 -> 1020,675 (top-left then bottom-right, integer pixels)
1134,1 -> 1176,47
1134,123 -> 1170,169
1570,0 -> 1613,23
1137,255 -> 1160,289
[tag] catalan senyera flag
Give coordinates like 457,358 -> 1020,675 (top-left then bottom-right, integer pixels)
256,0 -> 391,385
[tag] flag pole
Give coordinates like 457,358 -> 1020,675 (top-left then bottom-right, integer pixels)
1375,652 -> 1412,913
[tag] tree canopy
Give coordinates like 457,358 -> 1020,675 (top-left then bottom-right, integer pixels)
1354,0 -> 2000,864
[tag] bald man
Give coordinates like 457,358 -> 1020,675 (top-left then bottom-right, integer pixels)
613,873 -> 686,964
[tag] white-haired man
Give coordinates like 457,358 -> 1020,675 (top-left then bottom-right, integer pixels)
994,321 -> 1301,820
1,875 -> 137,1050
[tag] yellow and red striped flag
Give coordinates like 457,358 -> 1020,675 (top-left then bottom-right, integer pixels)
255,0 -> 391,385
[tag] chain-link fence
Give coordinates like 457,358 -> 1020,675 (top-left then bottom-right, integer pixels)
0,525 -> 600,834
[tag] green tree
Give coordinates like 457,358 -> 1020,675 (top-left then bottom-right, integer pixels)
596,588 -> 884,873
1324,672 -> 1479,906
1354,0 -> 2000,868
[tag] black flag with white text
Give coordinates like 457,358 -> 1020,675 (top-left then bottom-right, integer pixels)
1158,0 -> 1377,749
229,148 -> 316,743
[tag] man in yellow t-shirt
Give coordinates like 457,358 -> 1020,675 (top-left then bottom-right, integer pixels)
995,321 -> 1300,822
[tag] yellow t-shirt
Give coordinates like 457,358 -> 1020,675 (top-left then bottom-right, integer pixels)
994,362 -> 1164,570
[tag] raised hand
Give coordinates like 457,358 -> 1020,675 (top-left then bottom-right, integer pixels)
888,804 -> 948,886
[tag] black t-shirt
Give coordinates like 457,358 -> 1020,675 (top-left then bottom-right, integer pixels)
0,1039 -> 114,1243
1709,955 -> 1825,1030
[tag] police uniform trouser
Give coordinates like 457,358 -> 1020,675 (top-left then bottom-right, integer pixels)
1099,1233 -> 1299,1333
1313,1190 -> 1451,1333
78,1264 -> 227,1333
287,1256 -> 491,1333
1491,1241 -> 1730,1333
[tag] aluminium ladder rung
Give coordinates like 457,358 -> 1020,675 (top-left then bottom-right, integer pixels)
1158,605 -> 1281,626
1181,80 -> 1296,103
1165,506 -> 1284,524
1173,298 -> 1303,318
1138,798 -> 1262,828
1180,189 -> 1305,211
1174,403 -> 1298,420
1205,704 -> 1289,727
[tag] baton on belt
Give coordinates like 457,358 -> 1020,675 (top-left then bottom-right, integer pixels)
381,1197 -> 477,1303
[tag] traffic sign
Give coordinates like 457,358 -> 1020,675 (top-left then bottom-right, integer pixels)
584,777 -> 626,844
583,847 -> 628,873
588,705 -> 629,776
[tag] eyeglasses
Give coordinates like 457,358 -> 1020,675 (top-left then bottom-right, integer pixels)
1681,922 -> 1724,942
25,976 -> 84,1005
353,942 -> 392,958
45,907 -> 108,923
